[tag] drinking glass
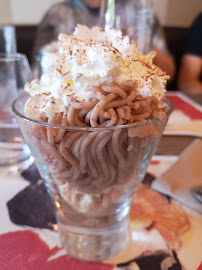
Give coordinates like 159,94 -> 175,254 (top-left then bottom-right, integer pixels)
0,26 -> 16,54
0,54 -> 33,175
34,50 -> 54,78
99,0 -> 154,54
13,94 -> 172,261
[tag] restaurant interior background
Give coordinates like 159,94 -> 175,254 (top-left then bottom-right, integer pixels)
1,0 -> 202,89
0,0 -> 202,88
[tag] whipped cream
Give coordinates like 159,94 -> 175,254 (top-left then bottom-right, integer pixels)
25,25 -> 168,119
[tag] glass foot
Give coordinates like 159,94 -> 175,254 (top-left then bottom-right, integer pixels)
58,215 -> 129,262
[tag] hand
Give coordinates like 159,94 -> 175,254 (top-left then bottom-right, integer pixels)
153,46 -> 176,82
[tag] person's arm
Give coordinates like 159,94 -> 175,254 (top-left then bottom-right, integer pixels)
152,16 -> 176,82
178,54 -> 202,93
153,46 -> 176,81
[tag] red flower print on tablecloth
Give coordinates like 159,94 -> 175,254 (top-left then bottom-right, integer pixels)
150,160 -> 160,165
197,262 -> 202,270
0,230 -> 114,270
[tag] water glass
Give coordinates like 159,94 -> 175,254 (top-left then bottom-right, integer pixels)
0,53 -> 33,175
0,26 -> 16,54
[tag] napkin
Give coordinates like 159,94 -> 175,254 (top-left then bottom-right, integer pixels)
152,139 -> 202,214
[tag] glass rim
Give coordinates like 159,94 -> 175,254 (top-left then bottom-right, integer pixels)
12,93 -> 173,131
0,52 -> 26,62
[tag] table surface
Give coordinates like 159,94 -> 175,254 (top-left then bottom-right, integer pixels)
156,135 -> 196,155
185,91 -> 202,105
0,91 -> 202,270
157,91 -> 202,156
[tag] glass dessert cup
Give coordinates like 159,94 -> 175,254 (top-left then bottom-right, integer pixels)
12,94 -> 172,262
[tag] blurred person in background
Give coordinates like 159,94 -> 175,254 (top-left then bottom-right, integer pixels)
33,0 -> 175,81
152,17 -> 175,82
178,13 -> 202,93
33,0 -> 101,59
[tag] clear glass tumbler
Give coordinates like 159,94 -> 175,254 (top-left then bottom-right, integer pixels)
99,0 -> 154,54
13,94 -> 172,261
0,26 -> 16,54
0,54 -> 33,175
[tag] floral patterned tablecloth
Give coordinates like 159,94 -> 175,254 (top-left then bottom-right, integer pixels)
0,92 -> 202,270
0,157 -> 202,270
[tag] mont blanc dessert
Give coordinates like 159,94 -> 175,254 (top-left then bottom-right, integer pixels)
24,25 -> 169,214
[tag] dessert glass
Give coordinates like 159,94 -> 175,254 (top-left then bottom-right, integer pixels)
13,94 -> 172,261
